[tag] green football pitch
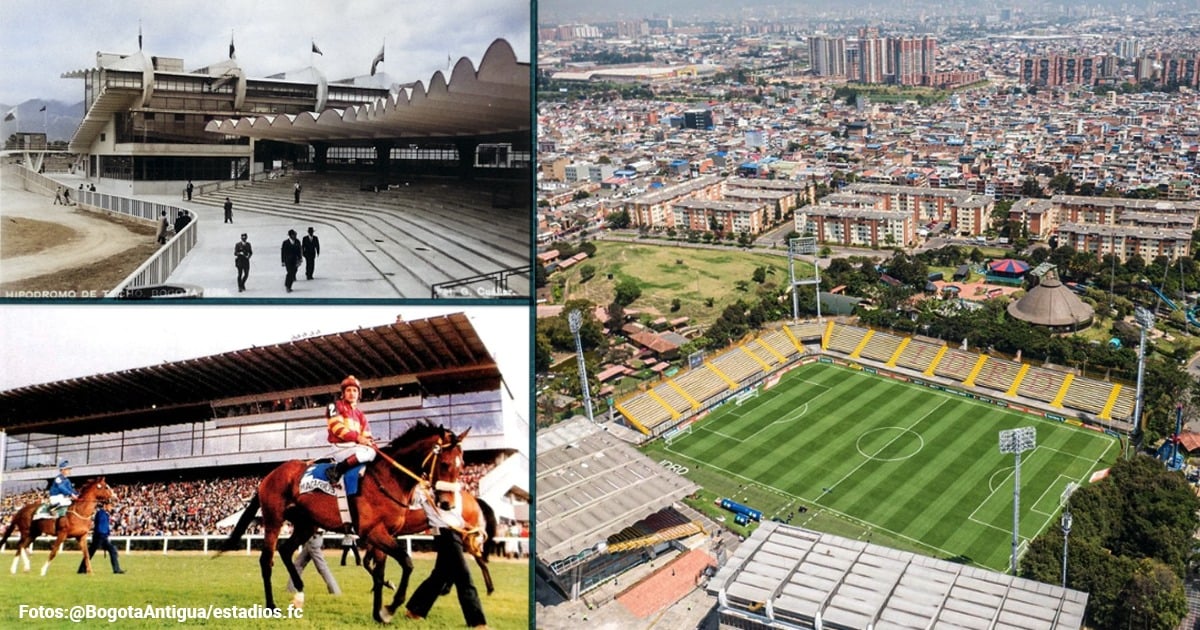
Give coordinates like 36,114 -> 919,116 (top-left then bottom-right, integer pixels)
643,361 -> 1119,571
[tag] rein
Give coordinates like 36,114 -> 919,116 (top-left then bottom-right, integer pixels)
370,439 -> 481,544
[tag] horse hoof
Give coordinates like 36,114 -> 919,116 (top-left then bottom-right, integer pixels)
290,592 -> 304,610
379,607 -> 394,624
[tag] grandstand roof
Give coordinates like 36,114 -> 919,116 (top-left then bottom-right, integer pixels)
0,313 -> 499,433
204,39 -> 529,145
536,417 -> 699,566
712,522 -> 1089,629
1007,269 -> 1094,328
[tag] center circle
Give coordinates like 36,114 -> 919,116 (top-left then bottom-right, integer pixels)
855,427 -> 925,462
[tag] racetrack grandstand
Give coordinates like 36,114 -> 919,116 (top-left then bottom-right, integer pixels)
0,311 -> 529,525
536,416 -> 709,602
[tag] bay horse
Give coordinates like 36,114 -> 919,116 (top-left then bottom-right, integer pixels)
1,477 -> 116,576
220,421 -> 477,622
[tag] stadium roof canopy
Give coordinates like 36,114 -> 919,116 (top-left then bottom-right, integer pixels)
0,313 -> 499,434
711,522 -> 1089,629
204,38 -> 529,145
536,417 -> 699,566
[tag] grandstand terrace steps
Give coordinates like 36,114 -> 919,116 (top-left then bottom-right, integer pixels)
825,324 -> 869,355
1052,374 -> 1076,408
646,389 -> 681,420
711,350 -> 766,384
666,379 -> 701,409
1006,363 -> 1031,397
764,328 -> 804,359
751,337 -> 789,364
673,366 -> 729,406
1112,384 -> 1137,421
1100,384 -> 1123,420
652,382 -> 693,416
962,354 -> 989,387
894,338 -> 942,372
1062,377 -> 1116,416
932,348 -> 978,382
739,344 -> 774,371
886,337 -> 911,367
1016,366 -> 1069,404
923,345 -> 949,376
618,394 -> 673,433
858,331 -> 902,363
191,175 -> 528,295
787,321 -> 826,343
971,356 -> 1024,393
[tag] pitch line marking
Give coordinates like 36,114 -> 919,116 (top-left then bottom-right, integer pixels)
661,443 -> 964,562
817,398 -> 948,498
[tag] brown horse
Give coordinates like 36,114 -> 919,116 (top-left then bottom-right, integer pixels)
220,421 -> 473,622
1,477 -> 116,576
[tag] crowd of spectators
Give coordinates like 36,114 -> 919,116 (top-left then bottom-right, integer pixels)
0,476 -> 261,537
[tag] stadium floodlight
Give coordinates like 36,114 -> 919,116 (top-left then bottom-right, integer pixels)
999,426 -> 1036,575
568,310 -> 595,424
788,236 -> 821,322
1131,306 -> 1154,441
1060,482 -> 1079,588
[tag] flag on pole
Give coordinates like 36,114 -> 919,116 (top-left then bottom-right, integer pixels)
38,105 -> 46,112
447,53 -> 452,71
3,110 -> 15,122
229,32 -> 235,59
371,45 -> 384,76
138,21 -> 143,50
312,41 -> 323,56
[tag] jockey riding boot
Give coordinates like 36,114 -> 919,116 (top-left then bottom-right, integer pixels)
328,454 -> 361,485
340,497 -> 360,536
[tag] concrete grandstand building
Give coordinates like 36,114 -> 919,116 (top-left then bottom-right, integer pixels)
0,312 -> 528,523
62,39 -> 530,195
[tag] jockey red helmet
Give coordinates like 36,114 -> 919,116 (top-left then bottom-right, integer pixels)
340,376 -> 361,391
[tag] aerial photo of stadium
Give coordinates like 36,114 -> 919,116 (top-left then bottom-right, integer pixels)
0,0 -> 532,299
0,305 -> 530,628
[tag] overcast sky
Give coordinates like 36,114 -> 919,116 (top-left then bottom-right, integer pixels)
0,304 -> 530,422
0,0 -> 530,106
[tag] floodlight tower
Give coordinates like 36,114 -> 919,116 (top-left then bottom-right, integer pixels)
999,426 -> 1036,575
1132,306 -> 1154,445
1060,482 -> 1078,588
788,236 -> 821,321
568,310 -> 595,423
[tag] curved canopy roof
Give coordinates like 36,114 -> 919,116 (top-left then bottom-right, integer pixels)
1007,270 -> 1094,327
0,313 -> 499,433
204,39 -> 529,145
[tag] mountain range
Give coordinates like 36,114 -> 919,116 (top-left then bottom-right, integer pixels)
0,100 -> 84,144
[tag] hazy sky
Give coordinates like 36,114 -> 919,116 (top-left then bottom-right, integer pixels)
0,0 -> 530,105
0,304 -> 530,421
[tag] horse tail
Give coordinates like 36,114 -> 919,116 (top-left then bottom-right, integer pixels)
0,516 -> 16,549
477,497 -> 498,562
218,494 -> 260,554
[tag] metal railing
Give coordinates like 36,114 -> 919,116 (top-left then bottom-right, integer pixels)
10,166 -> 200,297
1,534 -> 530,556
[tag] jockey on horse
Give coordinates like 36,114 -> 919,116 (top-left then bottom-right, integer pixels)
325,375 -> 375,532
47,460 -> 79,518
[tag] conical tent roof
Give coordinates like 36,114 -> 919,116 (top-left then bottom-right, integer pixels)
1006,269 -> 1094,327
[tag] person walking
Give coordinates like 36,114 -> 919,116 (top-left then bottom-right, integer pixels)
224,197 -> 234,223
156,211 -> 170,244
186,179 -> 194,201
302,227 -> 320,280
405,527 -> 487,629
340,533 -> 361,566
53,186 -> 64,205
293,182 -> 302,204
280,229 -> 303,293
77,500 -> 125,574
234,233 -> 253,292
286,530 -> 340,596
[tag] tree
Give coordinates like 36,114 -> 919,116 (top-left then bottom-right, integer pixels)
605,300 -> 625,332
670,298 -> 682,312
1118,558 -> 1188,630
607,210 -> 631,230
534,332 -> 554,373
613,277 -> 642,307
535,262 -> 547,288
752,266 -> 767,284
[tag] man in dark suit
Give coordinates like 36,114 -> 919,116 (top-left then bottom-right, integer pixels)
281,229 -> 303,293
302,227 -> 321,280
77,501 -> 124,574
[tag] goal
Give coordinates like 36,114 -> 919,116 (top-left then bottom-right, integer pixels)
663,424 -> 693,445
734,386 -> 761,406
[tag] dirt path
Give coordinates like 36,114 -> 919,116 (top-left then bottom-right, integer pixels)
0,171 -> 150,287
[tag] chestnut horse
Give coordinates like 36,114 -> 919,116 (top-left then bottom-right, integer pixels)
220,421 -> 475,622
1,477 -> 116,576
